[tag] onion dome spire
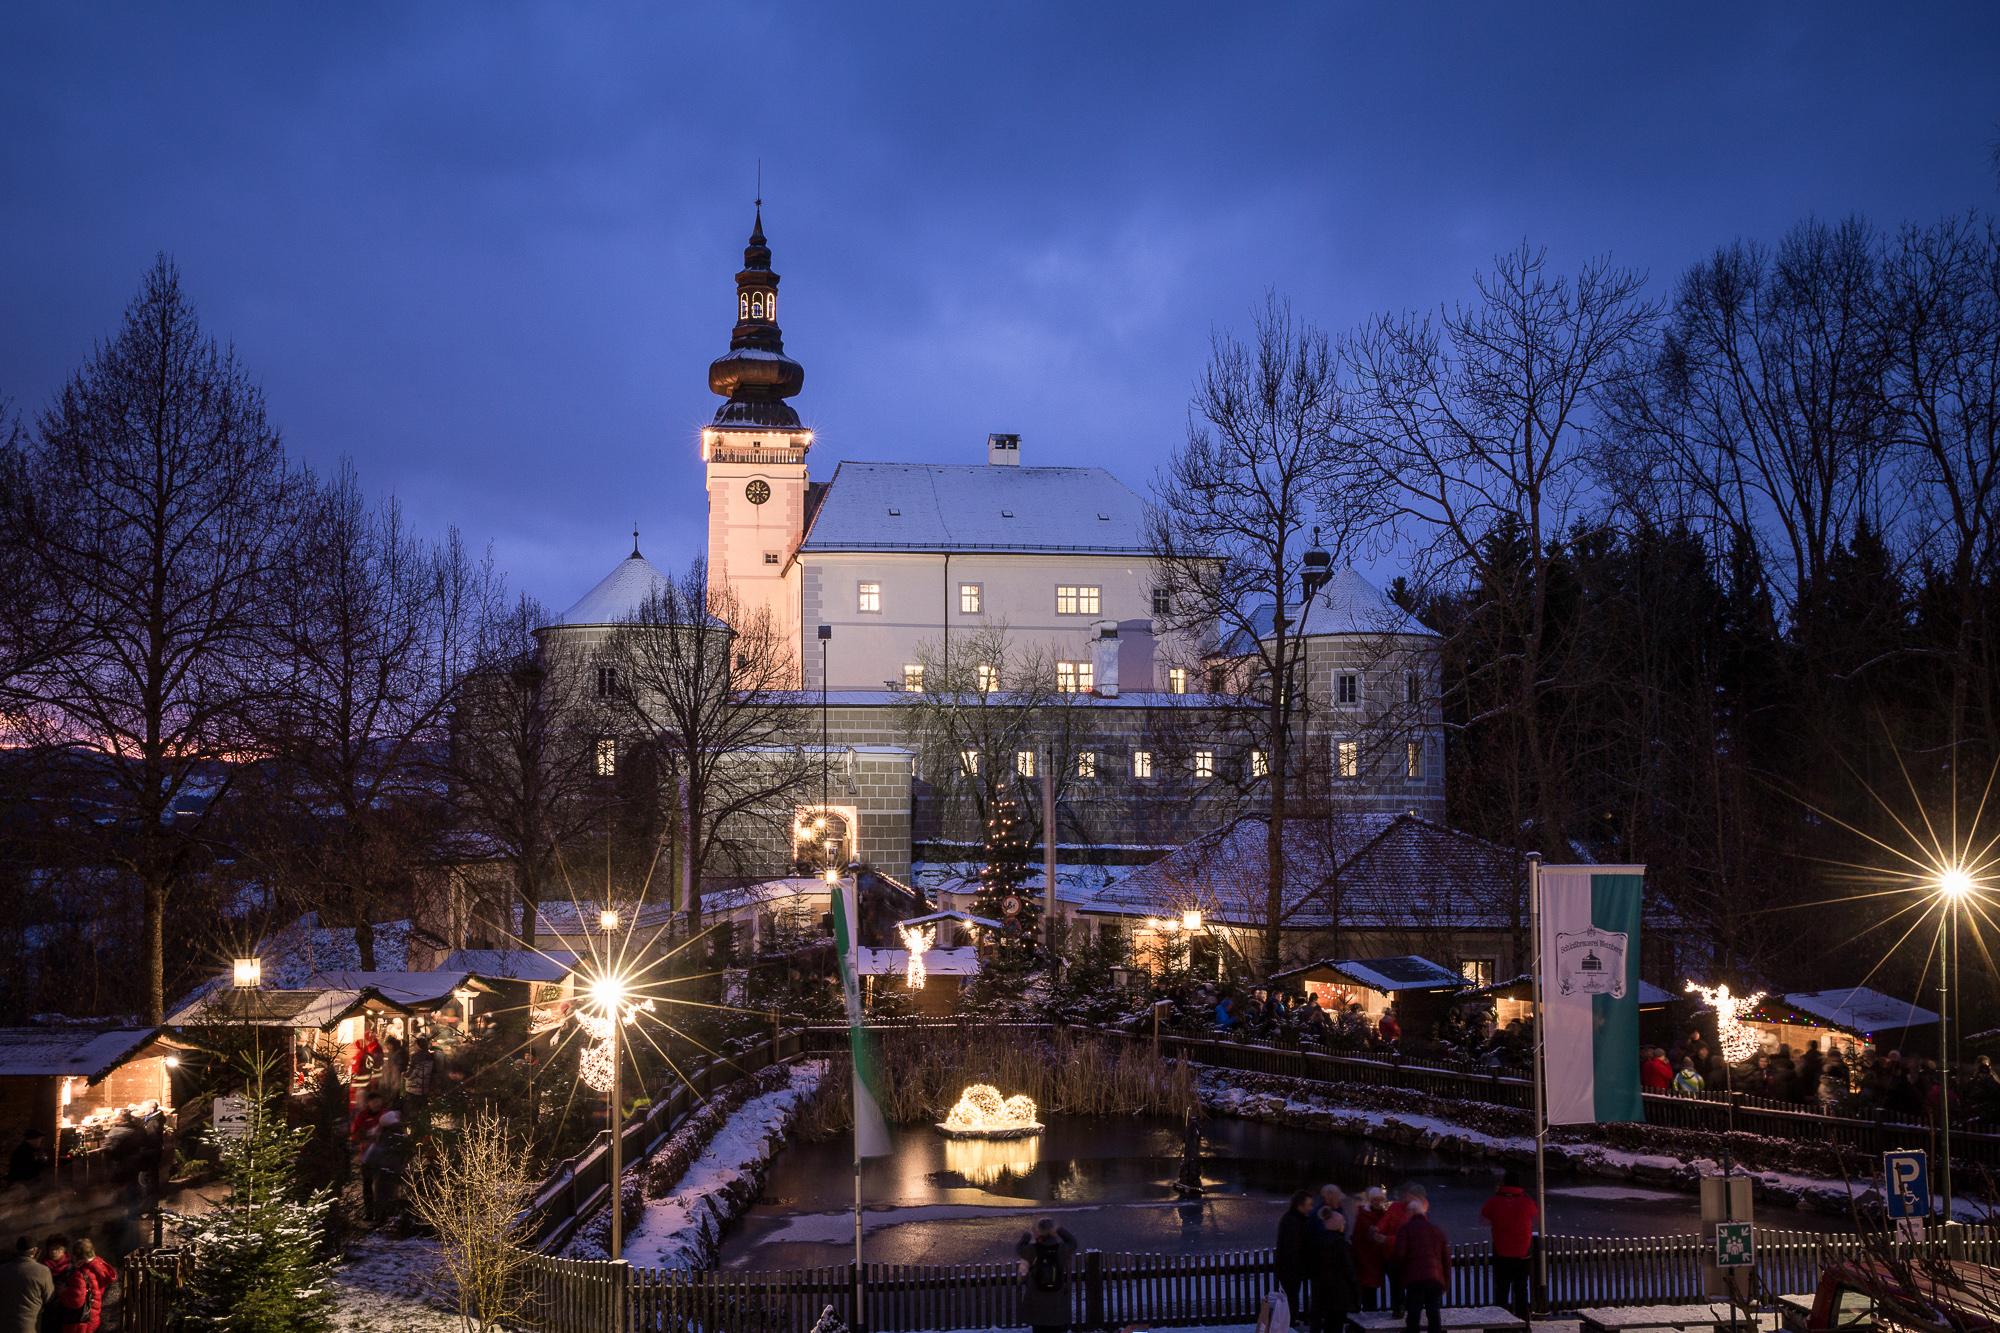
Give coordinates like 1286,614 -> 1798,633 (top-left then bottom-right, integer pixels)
708,202 -> 804,428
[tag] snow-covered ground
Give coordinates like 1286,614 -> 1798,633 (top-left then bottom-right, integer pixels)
331,1234 -> 477,1333
620,1060 -> 827,1268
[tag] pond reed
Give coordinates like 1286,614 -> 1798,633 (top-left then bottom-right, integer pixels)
797,1027 -> 1195,1138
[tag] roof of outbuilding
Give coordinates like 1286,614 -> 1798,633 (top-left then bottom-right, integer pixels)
0,1027 -> 167,1080
303,971 -> 494,1007
166,987 -> 404,1030
1094,812 -> 1523,931
442,949 -> 580,983
798,463 -> 1148,553
1782,987 -> 1938,1034
1231,568 -> 1433,655
557,551 -> 671,627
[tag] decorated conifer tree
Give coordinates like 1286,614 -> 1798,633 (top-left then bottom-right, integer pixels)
180,1054 -> 338,1333
968,798 -> 1041,1007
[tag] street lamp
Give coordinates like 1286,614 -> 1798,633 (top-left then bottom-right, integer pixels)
600,909 -> 620,933
1935,864 -> 1976,1222
589,973 -> 630,1259
1181,909 -> 1203,932
232,956 -> 261,989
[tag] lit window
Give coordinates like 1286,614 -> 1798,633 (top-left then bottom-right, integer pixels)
739,292 -> 749,319
960,583 -> 983,614
961,749 -> 980,776
1337,673 -> 1359,705
1076,751 -> 1096,778
1132,750 -> 1154,779
596,666 -> 618,698
1336,739 -> 1359,778
1461,958 -> 1495,987
1251,750 -> 1268,779
1406,741 -> 1422,778
596,738 -> 617,777
1055,585 -> 1101,615
858,583 -> 881,613
903,664 -> 924,691
1016,749 -> 1036,778
1193,749 -> 1214,778
1055,661 -> 1095,693
1168,668 -> 1188,694
766,291 -> 775,320
1152,587 -> 1170,616
763,552 -> 780,566
1407,672 -> 1422,706
976,663 -> 999,692
751,292 -> 766,318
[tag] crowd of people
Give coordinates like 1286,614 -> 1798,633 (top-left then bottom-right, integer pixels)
1269,1173 -> 1541,1333
0,1233 -> 116,1332
1642,1029 -> 2000,1127
1,1113 -> 161,1332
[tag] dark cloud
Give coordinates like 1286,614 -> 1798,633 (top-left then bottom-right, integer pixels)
2,2 -> 1995,604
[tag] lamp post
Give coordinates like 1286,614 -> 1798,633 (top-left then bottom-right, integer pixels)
1938,866 -> 1972,1222
591,974 -> 629,1259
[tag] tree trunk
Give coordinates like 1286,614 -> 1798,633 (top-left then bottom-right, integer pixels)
1265,614 -> 1289,973
516,858 -> 539,948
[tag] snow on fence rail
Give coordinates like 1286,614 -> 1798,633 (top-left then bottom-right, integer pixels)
502,1227 -> 2000,1333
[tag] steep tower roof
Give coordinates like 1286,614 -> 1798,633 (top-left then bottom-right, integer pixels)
558,548 -> 669,626
707,204 -> 805,429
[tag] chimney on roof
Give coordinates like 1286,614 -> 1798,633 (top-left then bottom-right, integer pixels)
988,433 -> 1020,466
1093,619 -> 1120,697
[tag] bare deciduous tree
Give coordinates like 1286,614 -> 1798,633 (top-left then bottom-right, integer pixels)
26,257 -> 302,1022
1149,295 -> 1381,971
405,1106 -> 540,1333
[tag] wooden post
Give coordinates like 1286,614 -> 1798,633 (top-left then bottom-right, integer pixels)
1084,1249 -> 1105,1329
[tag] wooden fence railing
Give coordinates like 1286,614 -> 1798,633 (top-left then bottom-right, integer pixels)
502,1227 -> 2000,1333
530,1027 -> 811,1253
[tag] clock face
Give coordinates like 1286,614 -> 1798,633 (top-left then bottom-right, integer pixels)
745,479 -> 771,505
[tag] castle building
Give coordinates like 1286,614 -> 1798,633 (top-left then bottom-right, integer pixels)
551,210 -> 1446,896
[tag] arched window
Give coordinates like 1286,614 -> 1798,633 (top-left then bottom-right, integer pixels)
739,292 -> 749,319
765,291 -> 775,320
751,292 -> 765,319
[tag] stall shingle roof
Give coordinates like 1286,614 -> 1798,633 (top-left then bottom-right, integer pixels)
302,971 -> 493,1007
1783,987 -> 1937,1034
0,1027 -> 166,1081
1271,956 -> 1467,993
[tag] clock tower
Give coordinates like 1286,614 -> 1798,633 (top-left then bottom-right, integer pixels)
703,206 -> 810,663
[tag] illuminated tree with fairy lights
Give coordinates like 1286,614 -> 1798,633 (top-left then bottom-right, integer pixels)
968,798 -> 1041,1008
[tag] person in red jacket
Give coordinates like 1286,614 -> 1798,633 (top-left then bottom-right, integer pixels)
1352,1187 -> 1389,1309
1376,1008 -> 1402,1048
1479,1171 -> 1539,1317
40,1233 -> 99,1333
1391,1199 -> 1450,1333
1640,1048 -> 1674,1091
67,1238 -> 116,1333
1376,1184 -> 1417,1315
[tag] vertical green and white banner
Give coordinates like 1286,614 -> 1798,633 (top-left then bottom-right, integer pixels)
1539,865 -> 1646,1125
831,882 -> 893,1157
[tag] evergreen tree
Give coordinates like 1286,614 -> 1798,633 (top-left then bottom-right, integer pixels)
180,1056 -> 338,1333
967,798 -> 1040,1008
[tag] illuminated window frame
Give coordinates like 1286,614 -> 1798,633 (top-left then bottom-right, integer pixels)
1055,585 -> 1101,616
857,583 -> 881,613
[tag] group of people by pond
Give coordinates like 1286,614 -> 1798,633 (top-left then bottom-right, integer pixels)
1271,1174 -> 1541,1333
1642,1028 -> 2000,1127
0,1113 -> 161,1331
1190,989 -> 1412,1055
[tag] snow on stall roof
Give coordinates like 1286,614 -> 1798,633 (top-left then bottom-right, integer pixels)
165,987 -> 393,1029
799,462 -> 1147,553
442,949 -> 579,983
304,971 -> 491,1006
1270,955 -> 1467,993
702,878 -> 829,912
0,1027 -> 162,1080
165,914 -> 417,1018
530,900 -> 679,936
1785,987 -> 1938,1033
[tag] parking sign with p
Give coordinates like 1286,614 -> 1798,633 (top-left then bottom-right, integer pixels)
1884,1150 -> 1930,1220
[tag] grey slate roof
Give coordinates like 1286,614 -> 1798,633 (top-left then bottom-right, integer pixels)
799,463 -> 1147,553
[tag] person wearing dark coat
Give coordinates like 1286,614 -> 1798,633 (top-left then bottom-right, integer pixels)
3,1132 -> 46,1189
1014,1218 -> 1078,1333
1275,1190 -> 1318,1326
1391,1201 -> 1451,1333
1312,1205 -> 1360,1333
0,1237 -> 54,1333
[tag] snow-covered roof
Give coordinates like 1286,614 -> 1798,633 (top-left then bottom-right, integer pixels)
1460,972 -> 1677,1006
556,551 -> 669,627
165,914 -> 419,1019
528,900 -> 680,937
0,1027 -> 167,1081
303,970 -> 493,1007
702,878 -> 829,913
799,463 -> 1147,553
1783,987 -> 1938,1035
855,947 -> 981,977
166,987 -> 401,1030
442,949 -> 579,984
1232,569 -> 1432,655
1272,955 -> 1466,993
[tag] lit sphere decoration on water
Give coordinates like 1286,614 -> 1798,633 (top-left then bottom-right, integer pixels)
937,1084 -> 1043,1140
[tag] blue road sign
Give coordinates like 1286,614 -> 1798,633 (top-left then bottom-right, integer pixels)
1884,1150 -> 1930,1219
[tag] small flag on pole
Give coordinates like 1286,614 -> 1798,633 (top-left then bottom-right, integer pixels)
831,882 -> 893,1157
1537,865 -> 1645,1125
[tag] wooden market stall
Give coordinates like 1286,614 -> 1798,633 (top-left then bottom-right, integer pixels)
1457,974 -> 1680,1044
166,984 -> 414,1097
1743,986 -> 1938,1061
1269,955 -> 1467,1035
0,1025 -> 189,1180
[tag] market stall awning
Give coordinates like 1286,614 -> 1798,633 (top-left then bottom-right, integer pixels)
303,970 -> 496,1008
1779,987 -> 1936,1036
167,986 -> 411,1030
1270,955 -> 1466,993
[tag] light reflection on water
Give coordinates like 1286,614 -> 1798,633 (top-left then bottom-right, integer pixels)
941,1135 -> 1042,1187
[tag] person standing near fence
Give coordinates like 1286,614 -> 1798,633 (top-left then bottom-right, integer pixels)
1015,1217 -> 1078,1333
1391,1197 -> 1449,1333
1376,1183 -> 1419,1316
1275,1191 -> 1317,1327
1312,1201 -> 1360,1333
1479,1171 -> 1538,1318
0,1237 -> 53,1333
1353,1187 -> 1388,1310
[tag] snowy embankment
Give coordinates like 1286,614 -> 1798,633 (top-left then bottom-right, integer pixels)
331,1234 -> 481,1333
566,1058 -> 827,1268
1199,1070 -> 1988,1219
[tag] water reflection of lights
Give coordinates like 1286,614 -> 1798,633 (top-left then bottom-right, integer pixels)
942,1135 -> 1041,1186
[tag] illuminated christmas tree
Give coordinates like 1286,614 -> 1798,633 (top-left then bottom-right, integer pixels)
968,798 -> 1040,1006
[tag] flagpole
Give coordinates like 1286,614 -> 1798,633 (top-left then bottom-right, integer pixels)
1527,850 -> 1547,1313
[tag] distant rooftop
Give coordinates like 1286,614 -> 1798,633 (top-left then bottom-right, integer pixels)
799,462 -> 1147,554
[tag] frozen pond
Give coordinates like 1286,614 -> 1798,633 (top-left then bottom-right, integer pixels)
718,1115 -> 1848,1269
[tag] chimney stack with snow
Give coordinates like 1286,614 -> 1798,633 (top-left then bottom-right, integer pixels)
1093,619 -> 1120,697
988,433 -> 1020,466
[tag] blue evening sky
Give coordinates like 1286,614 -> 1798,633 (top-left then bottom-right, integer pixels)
1,4 -> 1995,608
